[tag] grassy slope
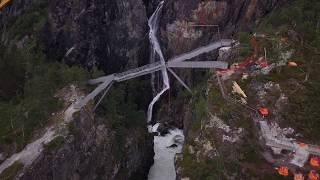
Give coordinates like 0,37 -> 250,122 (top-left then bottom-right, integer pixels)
0,1 -> 90,150
178,0 -> 320,179
255,0 -> 320,142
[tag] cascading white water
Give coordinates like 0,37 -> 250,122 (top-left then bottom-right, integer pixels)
150,47 -> 157,95
147,3 -> 184,180
147,1 -> 170,123
148,125 -> 184,180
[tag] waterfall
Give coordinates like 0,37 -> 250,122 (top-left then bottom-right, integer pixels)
147,1 -> 170,123
150,47 -> 157,95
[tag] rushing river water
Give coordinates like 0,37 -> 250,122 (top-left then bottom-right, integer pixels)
148,124 -> 185,180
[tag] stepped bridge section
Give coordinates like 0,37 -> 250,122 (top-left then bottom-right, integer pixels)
168,39 -> 233,63
74,39 -> 234,110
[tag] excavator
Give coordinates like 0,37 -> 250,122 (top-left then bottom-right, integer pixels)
310,157 -> 320,167
276,166 -> 289,177
0,0 -> 11,10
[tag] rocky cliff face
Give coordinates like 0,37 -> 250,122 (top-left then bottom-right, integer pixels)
20,109 -> 154,180
45,0 -> 149,73
1,0 -> 286,72
0,0 -> 288,179
154,0 -> 287,129
20,0 -> 286,73
160,0 -> 287,57
1,1 -> 154,179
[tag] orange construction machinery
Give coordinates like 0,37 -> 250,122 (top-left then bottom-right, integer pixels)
276,166 -> 289,177
308,170 -> 319,180
310,157 -> 320,167
217,35 -> 261,76
0,0 -> 11,10
258,107 -> 269,117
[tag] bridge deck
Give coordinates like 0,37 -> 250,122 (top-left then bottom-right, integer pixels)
76,39 -> 234,110
88,74 -> 115,85
88,62 -> 162,85
167,61 -> 228,69
168,39 -> 234,63
74,75 -> 115,109
115,62 -> 163,82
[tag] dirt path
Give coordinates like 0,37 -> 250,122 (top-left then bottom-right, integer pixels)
0,86 -> 81,175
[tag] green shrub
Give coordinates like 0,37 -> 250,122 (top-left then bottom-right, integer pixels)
239,32 -> 251,45
0,2 -> 90,149
178,147 -> 225,180
0,162 -> 23,180
188,88 -> 209,132
255,0 -> 320,142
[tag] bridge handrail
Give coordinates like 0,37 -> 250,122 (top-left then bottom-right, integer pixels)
168,39 -> 235,63
115,61 -> 162,78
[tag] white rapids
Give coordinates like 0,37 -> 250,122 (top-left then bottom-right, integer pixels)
148,124 -> 184,180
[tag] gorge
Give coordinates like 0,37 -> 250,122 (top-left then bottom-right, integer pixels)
0,0 -> 298,179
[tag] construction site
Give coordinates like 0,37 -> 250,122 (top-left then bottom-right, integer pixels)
203,33 -> 320,179
68,2 -> 320,178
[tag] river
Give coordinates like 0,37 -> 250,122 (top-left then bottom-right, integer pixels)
148,124 -> 185,180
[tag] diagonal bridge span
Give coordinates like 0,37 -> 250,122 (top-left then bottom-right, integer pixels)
74,39 -> 233,110
73,1 -> 236,122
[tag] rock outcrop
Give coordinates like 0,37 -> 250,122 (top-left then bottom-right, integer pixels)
21,110 -> 154,180
1,0 -> 286,72
44,0 -> 149,73
151,0 -> 286,132
0,1 -> 154,179
160,0 -> 287,57
0,0 -> 288,179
